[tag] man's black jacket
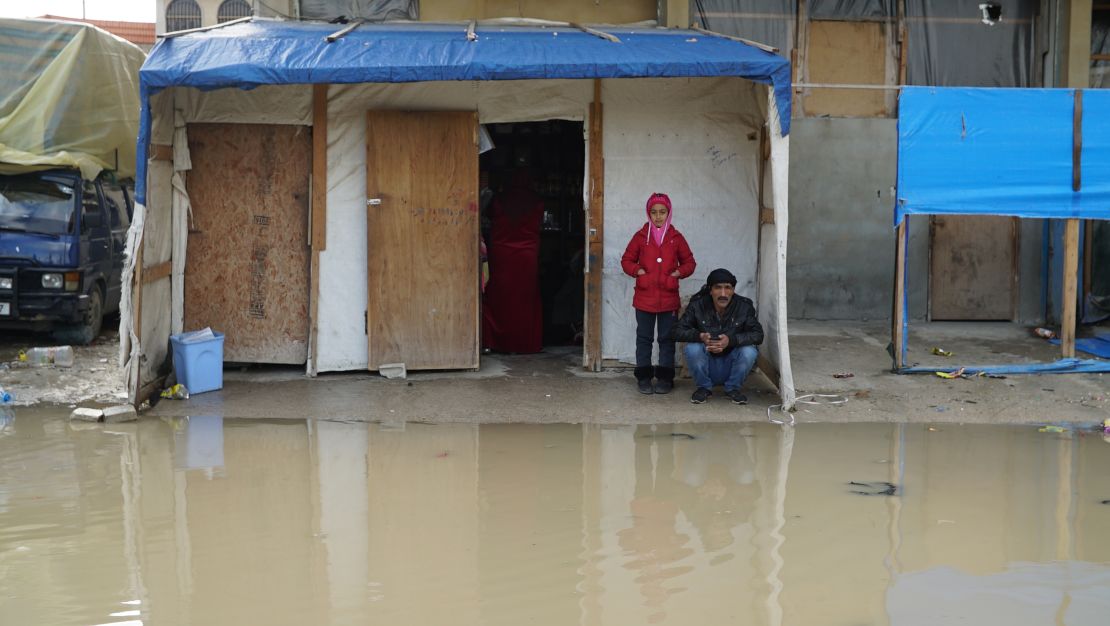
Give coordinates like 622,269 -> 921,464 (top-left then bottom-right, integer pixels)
673,288 -> 764,356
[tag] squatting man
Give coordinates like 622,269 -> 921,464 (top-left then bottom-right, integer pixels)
674,268 -> 764,405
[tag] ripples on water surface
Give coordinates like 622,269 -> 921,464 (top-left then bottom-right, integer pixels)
1,413 -> 1109,625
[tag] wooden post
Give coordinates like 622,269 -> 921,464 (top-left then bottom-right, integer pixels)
892,219 -> 907,370
1083,218 -> 1093,307
1062,219 -> 1079,358
1062,89 -> 1082,358
585,79 -> 604,371
794,0 -> 808,117
308,84 -> 328,376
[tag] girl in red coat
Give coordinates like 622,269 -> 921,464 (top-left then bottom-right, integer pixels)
621,192 -> 696,394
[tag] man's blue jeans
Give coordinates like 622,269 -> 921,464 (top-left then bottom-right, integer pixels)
683,343 -> 758,392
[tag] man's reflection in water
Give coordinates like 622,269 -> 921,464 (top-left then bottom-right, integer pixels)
618,425 -> 760,622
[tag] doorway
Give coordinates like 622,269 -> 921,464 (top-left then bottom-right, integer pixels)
480,121 -> 585,353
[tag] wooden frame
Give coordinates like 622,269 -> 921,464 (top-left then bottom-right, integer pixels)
891,220 -> 907,370
308,84 -> 328,376
892,90 -> 1086,369
584,78 -> 604,371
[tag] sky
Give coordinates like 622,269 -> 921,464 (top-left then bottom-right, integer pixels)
0,0 -> 156,22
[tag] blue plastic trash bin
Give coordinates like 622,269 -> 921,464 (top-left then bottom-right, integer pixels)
170,330 -> 225,394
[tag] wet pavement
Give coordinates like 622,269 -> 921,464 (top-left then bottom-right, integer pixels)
2,408 -> 1109,625
0,323 -> 125,406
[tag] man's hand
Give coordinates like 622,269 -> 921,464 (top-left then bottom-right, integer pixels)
637,268 -> 646,276
700,333 -> 730,354
670,270 -> 680,277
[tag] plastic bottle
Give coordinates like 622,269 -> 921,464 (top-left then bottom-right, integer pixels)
19,346 -> 75,368
1034,327 -> 1057,340
0,385 -> 11,404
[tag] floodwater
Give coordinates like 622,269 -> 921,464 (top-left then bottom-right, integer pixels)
2,413 -> 1110,626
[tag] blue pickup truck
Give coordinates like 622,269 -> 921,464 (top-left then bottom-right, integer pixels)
0,169 -> 133,344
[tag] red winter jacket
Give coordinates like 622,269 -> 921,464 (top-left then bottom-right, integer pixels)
621,224 -> 696,313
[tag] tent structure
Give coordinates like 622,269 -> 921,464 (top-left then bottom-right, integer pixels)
121,18 -> 797,410
892,86 -> 1110,374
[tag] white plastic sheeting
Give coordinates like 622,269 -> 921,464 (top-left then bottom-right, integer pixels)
170,109 -> 192,336
760,89 -> 795,409
128,77 -> 795,407
600,78 -> 765,365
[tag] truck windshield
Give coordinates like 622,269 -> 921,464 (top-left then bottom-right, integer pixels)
0,175 -> 77,236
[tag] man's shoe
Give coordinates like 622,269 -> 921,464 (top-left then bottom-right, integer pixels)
690,387 -> 712,404
653,379 -> 673,394
638,378 -> 655,394
725,389 -> 748,405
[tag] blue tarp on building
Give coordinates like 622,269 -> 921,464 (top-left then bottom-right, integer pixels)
896,86 -> 1110,225
136,20 -> 792,203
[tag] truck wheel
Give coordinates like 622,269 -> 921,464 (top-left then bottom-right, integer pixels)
54,288 -> 103,345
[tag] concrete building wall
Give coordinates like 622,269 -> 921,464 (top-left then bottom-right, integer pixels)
786,118 -> 1044,324
786,118 -> 912,321
159,0 -> 287,34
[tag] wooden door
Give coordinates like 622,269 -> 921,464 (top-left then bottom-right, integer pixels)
366,111 -> 478,370
185,123 -> 311,363
929,215 -> 1017,321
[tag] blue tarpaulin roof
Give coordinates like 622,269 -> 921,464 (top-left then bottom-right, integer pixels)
135,20 -> 792,204
896,86 -> 1110,226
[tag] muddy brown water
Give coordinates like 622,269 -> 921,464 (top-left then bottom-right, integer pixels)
2,410 -> 1109,625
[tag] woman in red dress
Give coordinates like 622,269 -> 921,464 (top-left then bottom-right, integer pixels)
482,169 -> 545,353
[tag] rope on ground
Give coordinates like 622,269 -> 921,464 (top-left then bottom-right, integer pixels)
767,393 -> 849,426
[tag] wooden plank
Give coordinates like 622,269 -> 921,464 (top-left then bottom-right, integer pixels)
805,20 -> 891,118
1062,219 -> 1080,358
892,220 -> 907,370
690,24 -> 777,52
1063,89 -> 1083,357
929,215 -> 1016,320
365,110 -> 478,370
136,375 -> 166,410
311,86 -> 328,251
585,79 -> 604,372
794,0 -> 808,117
185,123 -> 312,364
1073,89 -> 1083,192
760,207 -> 775,225
898,23 -> 908,85
142,260 -> 172,284
308,85 -> 328,375
569,22 -> 621,43
149,144 -> 173,161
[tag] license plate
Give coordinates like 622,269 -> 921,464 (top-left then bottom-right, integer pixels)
0,302 -> 8,315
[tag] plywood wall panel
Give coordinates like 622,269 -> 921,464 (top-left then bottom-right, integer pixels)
185,123 -> 311,364
806,20 -> 893,118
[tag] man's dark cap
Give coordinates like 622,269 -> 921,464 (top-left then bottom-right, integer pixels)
706,268 -> 737,287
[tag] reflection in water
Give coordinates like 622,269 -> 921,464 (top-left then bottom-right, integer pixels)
0,415 -> 1108,625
